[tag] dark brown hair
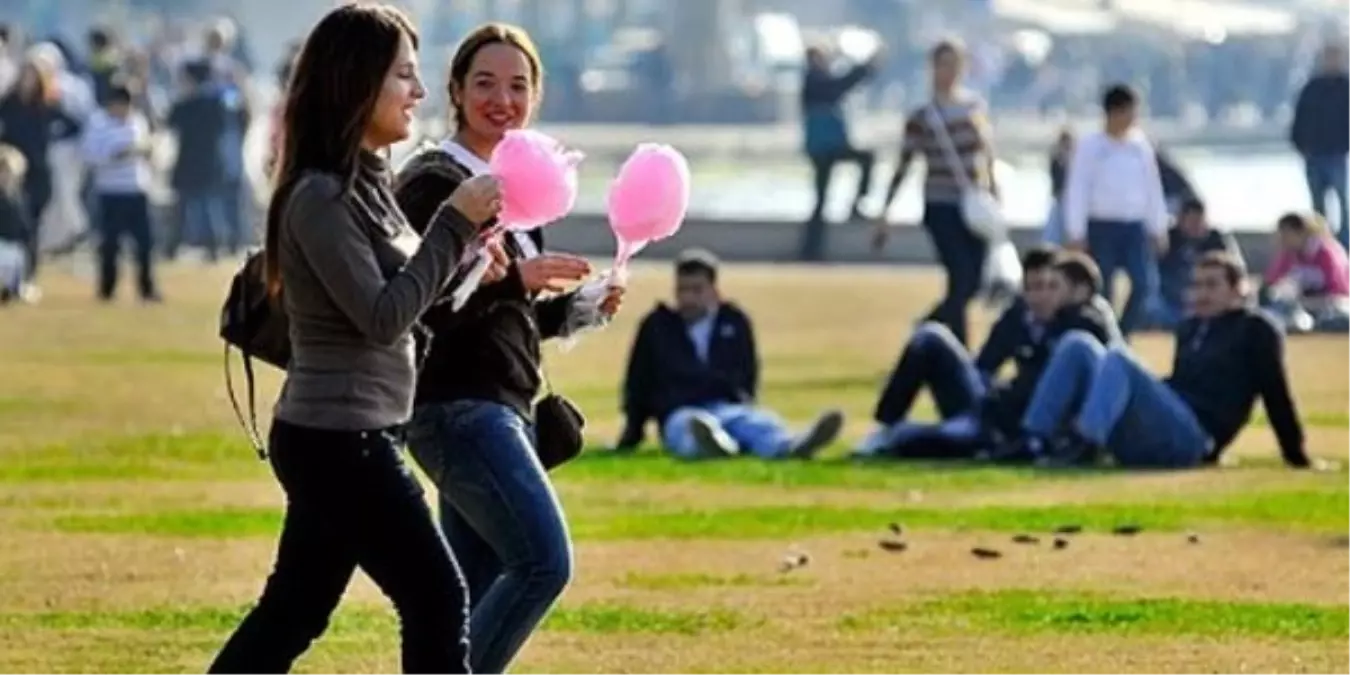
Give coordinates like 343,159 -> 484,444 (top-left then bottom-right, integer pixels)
1276,211 -> 1326,236
930,38 -> 965,64
13,59 -> 58,107
264,2 -> 417,297
1196,251 -> 1246,288
1055,251 -> 1104,295
446,22 -> 543,129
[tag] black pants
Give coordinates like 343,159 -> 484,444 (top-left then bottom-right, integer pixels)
921,202 -> 987,345
21,167 -> 51,281
873,322 -> 985,426
802,147 -> 875,260
209,420 -> 471,674
96,192 -> 157,300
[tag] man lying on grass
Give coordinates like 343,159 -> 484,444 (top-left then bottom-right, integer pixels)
614,249 -> 844,460
855,246 -> 1121,459
1001,251 -> 1310,469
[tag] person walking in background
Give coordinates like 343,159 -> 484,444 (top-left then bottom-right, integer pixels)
80,82 -> 158,303
1062,83 -> 1168,339
207,5 -> 503,672
203,19 -> 252,253
1145,198 -> 1244,331
0,56 -> 79,290
799,43 -> 880,261
1290,41 -> 1349,250
86,26 -> 123,106
873,39 -> 1000,346
167,59 -> 228,262
0,144 -> 31,302
395,23 -> 622,673
1043,128 -> 1072,244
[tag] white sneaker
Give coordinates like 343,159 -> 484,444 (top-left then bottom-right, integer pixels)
788,409 -> 845,459
686,413 -> 738,459
853,425 -> 892,457
18,283 -> 41,304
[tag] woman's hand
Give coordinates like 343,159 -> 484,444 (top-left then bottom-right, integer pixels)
599,283 -> 626,316
446,174 -> 502,226
481,236 -> 510,284
518,254 -> 592,293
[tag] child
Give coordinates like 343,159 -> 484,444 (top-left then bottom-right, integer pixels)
1262,212 -> 1350,332
0,144 -> 30,303
80,81 -> 160,302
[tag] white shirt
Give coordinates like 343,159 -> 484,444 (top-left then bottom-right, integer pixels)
686,310 -> 716,363
1062,128 -> 1169,242
80,109 -> 152,195
440,139 -> 540,259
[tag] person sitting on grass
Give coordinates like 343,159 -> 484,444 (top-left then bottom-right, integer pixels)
0,143 -> 31,303
1260,211 -> 1350,334
858,247 -> 1121,460
1008,251 -> 1310,470
1145,197 -> 1244,331
615,249 -> 844,460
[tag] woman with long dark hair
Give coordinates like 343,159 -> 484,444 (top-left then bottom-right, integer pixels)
394,22 -> 623,673
0,56 -> 78,282
208,5 -> 502,673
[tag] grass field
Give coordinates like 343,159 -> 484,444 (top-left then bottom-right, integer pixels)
0,261 -> 1346,674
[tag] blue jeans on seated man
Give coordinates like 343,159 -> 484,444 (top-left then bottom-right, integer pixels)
1087,219 -> 1159,338
860,322 -> 987,457
406,399 -> 572,674
1022,331 -> 1211,468
662,402 -> 842,460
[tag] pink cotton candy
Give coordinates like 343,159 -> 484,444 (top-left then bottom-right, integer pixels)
606,143 -> 691,268
488,129 -> 583,230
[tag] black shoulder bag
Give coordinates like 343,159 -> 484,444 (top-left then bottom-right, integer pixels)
219,250 -> 291,458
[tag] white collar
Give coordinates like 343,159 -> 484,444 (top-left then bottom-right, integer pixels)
439,138 -> 539,259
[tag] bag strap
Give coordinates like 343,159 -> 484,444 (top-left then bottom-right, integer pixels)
223,344 -> 267,460
925,102 -> 976,194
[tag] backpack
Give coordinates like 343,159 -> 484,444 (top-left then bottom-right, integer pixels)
220,250 -> 290,458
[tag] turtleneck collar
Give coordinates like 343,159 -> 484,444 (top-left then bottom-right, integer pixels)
357,149 -> 389,182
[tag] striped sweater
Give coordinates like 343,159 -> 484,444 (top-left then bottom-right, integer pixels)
901,95 -> 995,204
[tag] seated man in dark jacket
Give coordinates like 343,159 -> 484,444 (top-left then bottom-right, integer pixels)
1145,198 -> 1244,330
856,247 -> 1121,459
1018,251 -> 1309,469
616,249 -> 843,460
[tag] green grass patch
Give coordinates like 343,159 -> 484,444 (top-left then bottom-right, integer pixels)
49,483 -> 1347,540
616,572 -> 811,591
0,432 -> 263,483
840,590 -> 1350,641
559,450 -> 1082,491
0,602 -> 745,638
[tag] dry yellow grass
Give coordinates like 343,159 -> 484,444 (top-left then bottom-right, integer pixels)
0,260 -> 1345,673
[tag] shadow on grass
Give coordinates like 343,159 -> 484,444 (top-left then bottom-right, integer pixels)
840,590 -> 1350,641
48,483 -> 1348,540
0,602 -> 748,637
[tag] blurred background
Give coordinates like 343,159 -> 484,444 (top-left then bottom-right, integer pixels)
0,0 -> 1346,279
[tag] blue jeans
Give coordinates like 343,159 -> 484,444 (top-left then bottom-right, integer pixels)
662,403 -> 794,459
1304,154 -> 1349,249
180,188 -> 230,260
406,400 -> 572,674
1042,199 -> 1065,245
1023,331 -> 1210,468
1087,219 -> 1158,338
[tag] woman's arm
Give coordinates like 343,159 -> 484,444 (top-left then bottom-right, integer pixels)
287,174 -> 477,345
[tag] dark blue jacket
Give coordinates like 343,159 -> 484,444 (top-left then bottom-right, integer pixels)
1291,73 -> 1350,157
801,62 -> 872,156
620,302 -> 758,440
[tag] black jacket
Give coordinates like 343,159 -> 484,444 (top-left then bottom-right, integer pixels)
619,302 -> 758,444
1291,73 -> 1350,157
393,148 -> 576,418
1049,295 -> 1124,347
0,190 -> 30,243
1167,308 -> 1307,466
